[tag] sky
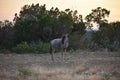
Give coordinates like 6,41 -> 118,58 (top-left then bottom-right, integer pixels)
0,0 -> 120,23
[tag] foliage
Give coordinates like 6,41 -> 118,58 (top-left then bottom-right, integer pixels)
32,41 -> 50,53
85,7 -> 110,23
85,7 -> 110,29
12,42 -> 33,53
0,4 -> 120,52
12,41 -> 50,53
69,32 -> 87,50
92,22 -> 120,51
14,4 -> 72,43
0,20 -> 14,49
14,4 -> 85,41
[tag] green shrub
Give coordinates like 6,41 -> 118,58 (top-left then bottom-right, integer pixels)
12,41 -> 50,53
33,42 -> 50,53
69,33 -> 87,50
12,42 -> 30,53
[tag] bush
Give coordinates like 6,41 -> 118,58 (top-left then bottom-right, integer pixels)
31,41 -> 50,53
12,41 -> 50,53
69,33 -> 87,50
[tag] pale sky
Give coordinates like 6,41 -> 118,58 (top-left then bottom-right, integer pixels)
0,0 -> 120,22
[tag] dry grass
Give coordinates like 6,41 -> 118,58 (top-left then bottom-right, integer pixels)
89,66 -> 101,75
0,51 -> 120,80
88,75 -> 102,80
72,66 -> 88,74
0,65 -> 120,80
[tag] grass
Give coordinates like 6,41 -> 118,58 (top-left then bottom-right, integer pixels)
0,51 -> 120,80
0,65 -> 119,80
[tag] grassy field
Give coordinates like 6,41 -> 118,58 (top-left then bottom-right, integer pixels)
0,50 -> 120,80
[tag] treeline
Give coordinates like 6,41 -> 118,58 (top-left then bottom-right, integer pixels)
0,4 -> 120,53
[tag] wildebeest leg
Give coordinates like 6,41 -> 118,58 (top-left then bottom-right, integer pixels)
64,48 -> 67,53
50,46 -> 54,61
51,49 -> 54,61
61,48 -> 64,61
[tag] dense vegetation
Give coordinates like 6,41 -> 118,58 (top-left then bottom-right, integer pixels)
0,4 -> 120,53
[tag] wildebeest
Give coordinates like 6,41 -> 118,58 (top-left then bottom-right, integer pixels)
50,34 -> 69,61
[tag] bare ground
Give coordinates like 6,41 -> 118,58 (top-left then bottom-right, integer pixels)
0,50 -> 120,80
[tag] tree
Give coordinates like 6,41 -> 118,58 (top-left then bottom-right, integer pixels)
85,7 -> 110,29
0,20 -> 14,49
85,7 -> 111,50
13,3 -> 86,51
13,4 -> 48,43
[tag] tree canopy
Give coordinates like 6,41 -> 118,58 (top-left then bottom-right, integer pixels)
0,4 -> 120,52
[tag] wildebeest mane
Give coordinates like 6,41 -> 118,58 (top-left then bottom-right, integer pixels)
61,35 -> 66,44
